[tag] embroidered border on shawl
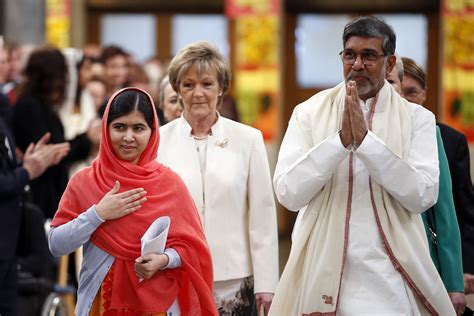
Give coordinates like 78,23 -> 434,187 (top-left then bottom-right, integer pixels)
368,180 -> 438,315
334,152 -> 354,312
367,94 -> 438,316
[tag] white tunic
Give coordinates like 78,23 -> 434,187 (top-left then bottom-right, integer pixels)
275,96 -> 438,315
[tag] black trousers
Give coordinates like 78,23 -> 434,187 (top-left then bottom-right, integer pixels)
0,260 -> 17,316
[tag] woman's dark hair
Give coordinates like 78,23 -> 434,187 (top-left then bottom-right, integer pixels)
107,90 -> 155,129
19,46 -> 68,106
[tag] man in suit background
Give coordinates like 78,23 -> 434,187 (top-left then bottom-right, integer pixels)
401,57 -> 474,295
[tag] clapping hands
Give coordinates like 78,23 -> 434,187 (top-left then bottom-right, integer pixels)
22,132 -> 70,180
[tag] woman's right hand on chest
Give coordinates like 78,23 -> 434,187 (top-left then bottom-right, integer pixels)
96,181 -> 147,220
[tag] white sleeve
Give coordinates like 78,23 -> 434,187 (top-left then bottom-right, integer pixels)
273,115 -> 351,211
248,131 -> 279,293
354,110 -> 439,213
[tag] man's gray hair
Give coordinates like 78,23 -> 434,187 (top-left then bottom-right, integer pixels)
343,16 -> 396,56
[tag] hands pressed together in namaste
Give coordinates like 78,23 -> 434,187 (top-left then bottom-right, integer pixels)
340,80 -> 368,148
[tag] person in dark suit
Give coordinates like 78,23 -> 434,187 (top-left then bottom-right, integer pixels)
437,123 -> 474,275
402,57 -> 474,296
0,93 -> 69,316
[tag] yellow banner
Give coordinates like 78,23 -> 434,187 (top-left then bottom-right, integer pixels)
45,0 -> 70,48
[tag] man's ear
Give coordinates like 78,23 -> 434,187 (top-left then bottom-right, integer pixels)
420,89 -> 427,105
386,55 -> 396,74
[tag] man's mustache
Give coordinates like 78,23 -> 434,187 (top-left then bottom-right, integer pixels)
347,73 -> 371,82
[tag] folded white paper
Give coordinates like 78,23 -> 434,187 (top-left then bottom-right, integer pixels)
141,216 -> 170,256
139,216 -> 170,282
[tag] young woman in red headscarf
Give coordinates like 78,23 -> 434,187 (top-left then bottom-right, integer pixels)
49,87 -> 216,316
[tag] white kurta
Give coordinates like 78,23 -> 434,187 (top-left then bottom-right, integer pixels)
275,96 -> 438,315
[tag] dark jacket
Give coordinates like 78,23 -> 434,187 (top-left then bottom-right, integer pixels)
421,127 -> 463,292
438,122 -> 474,274
0,94 -> 29,260
12,96 -> 92,218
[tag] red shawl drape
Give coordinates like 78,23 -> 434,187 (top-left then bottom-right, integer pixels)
51,87 -> 216,315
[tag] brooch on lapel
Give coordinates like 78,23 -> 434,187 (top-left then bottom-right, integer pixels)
215,138 -> 228,148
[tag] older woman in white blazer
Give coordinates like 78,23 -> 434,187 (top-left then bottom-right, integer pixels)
157,41 -> 279,316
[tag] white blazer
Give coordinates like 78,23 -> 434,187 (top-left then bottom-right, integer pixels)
157,116 -> 279,293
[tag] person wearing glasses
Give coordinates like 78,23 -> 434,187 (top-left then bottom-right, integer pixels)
387,56 -> 466,315
270,16 -> 455,315
402,57 -> 474,299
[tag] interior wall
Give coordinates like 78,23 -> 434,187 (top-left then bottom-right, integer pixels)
4,0 -> 45,45
71,0 -> 87,48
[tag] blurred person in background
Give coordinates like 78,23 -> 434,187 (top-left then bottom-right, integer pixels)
6,41 -> 23,87
0,39 -> 11,98
85,76 -> 107,113
143,56 -> 166,102
158,75 -> 181,124
0,39 -> 17,104
12,46 -> 100,220
82,43 -> 102,61
387,56 -> 466,315
385,53 -> 403,93
61,49 -> 100,148
77,55 -> 104,89
129,62 -> 152,94
158,41 -> 279,316
402,57 -> 474,297
100,45 -> 130,98
1,40 -> 31,106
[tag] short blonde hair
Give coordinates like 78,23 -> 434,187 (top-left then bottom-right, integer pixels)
168,41 -> 231,107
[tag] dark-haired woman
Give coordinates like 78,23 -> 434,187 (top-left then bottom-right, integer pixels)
49,87 -> 216,315
12,46 -> 100,219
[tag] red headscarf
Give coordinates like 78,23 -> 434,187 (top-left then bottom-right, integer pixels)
51,87 -> 216,315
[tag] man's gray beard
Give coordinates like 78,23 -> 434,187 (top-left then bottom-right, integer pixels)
356,82 -> 373,97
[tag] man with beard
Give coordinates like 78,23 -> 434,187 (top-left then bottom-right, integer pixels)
270,16 -> 455,315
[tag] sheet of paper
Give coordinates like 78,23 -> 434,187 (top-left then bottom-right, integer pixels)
141,216 -> 170,256
139,216 -> 170,282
